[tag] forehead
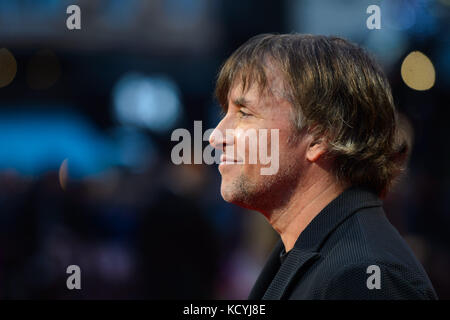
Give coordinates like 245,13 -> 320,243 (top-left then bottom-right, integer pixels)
227,71 -> 289,112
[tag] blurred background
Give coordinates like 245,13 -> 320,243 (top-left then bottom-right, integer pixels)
0,0 -> 449,299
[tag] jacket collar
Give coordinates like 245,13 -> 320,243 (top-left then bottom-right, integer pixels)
291,185 -> 382,253
249,186 -> 383,300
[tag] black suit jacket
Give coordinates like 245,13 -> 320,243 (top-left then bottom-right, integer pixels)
248,186 -> 438,300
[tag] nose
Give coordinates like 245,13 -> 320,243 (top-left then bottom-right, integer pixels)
209,116 -> 233,151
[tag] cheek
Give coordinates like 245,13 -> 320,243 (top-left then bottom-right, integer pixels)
233,129 -> 258,161
277,130 -> 304,165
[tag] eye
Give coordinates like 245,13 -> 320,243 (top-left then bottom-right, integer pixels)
238,109 -> 251,118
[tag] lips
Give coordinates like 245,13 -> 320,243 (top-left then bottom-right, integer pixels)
220,154 -> 244,164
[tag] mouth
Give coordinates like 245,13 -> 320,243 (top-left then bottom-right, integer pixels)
219,154 -> 244,165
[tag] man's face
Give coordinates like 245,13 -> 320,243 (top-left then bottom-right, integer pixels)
209,73 -> 311,212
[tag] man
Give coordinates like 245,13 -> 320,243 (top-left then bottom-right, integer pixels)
209,34 -> 437,299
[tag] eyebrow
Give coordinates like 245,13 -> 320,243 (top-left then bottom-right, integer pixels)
232,97 -> 252,108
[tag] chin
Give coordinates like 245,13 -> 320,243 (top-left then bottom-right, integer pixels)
220,184 -> 235,203
220,180 -> 258,210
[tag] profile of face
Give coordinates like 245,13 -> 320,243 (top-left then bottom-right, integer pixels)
209,72 -> 321,213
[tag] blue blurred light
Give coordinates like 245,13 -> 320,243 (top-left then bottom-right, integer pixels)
113,72 -> 183,133
288,0 -> 368,41
410,0 -> 438,36
382,0 -> 417,31
0,109 -> 118,177
0,0 -> 62,25
364,28 -> 410,68
100,0 -> 140,29
382,0 -> 438,36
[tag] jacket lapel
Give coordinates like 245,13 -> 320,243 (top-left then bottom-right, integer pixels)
262,248 -> 319,300
248,240 -> 283,300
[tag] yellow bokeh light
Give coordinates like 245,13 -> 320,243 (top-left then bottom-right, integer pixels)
0,48 -> 17,88
401,51 -> 435,91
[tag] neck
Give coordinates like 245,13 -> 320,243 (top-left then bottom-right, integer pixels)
266,173 -> 348,253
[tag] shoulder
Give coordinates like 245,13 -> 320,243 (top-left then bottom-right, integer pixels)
318,260 -> 437,299
312,208 -> 437,299
324,205 -> 424,268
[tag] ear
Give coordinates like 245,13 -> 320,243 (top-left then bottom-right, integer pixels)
306,138 -> 327,162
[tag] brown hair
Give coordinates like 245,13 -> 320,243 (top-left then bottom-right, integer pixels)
215,33 -> 408,197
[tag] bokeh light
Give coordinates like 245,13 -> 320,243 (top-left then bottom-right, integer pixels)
401,51 -> 436,91
0,48 -> 17,88
0,110 -> 117,177
382,0 -> 417,31
113,72 -> 182,133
